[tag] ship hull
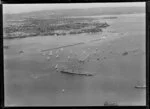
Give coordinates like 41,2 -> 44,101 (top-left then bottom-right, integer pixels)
60,70 -> 94,76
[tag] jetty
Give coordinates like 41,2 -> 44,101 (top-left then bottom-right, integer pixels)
40,38 -> 104,52
41,42 -> 84,52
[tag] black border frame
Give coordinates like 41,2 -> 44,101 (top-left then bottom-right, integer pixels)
0,1 -> 149,109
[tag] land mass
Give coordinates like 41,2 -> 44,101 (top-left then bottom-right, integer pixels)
3,18 -> 109,39
3,7 -> 144,39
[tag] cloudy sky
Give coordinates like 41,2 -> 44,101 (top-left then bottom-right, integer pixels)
3,2 -> 145,14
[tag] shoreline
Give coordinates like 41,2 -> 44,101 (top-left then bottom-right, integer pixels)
3,31 -> 102,40
3,13 -> 145,40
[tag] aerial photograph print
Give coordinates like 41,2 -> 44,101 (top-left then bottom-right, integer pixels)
3,2 -> 146,106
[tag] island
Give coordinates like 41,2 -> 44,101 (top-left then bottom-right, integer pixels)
3,17 -> 109,39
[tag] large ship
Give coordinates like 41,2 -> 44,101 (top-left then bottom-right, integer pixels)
60,69 -> 94,76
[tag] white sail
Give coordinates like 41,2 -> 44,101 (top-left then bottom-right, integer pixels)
49,51 -> 53,56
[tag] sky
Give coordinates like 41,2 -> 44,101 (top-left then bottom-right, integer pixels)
3,2 -> 145,14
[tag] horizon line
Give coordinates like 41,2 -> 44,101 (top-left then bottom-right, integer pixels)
3,2 -> 145,14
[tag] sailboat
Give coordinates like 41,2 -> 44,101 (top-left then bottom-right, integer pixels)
49,51 -> 53,56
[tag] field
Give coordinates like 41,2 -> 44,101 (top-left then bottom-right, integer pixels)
4,11 -> 145,106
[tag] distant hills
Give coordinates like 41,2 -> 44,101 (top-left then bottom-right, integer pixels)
3,7 -> 145,21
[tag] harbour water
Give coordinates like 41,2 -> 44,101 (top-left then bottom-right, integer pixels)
4,14 -> 145,106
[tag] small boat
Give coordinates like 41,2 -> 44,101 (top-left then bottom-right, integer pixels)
60,69 -> 94,76
104,101 -> 118,106
55,64 -> 58,69
56,50 -> 59,54
122,51 -> 128,56
67,56 -> 70,59
60,48 -> 64,51
134,81 -> 146,89
47,56 -> 51,60
83,50 -> 86,54
102,36 -> 106,39
4,45 -> 9,49
42,52 -> 46,56
49,51 -> 53,56
134,85 -> 146,89
70,50 -> 73,54
62,89 -> 65,92
19,50 -> 24,54
78,54 -> 90,63
56,55 -> 59,58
